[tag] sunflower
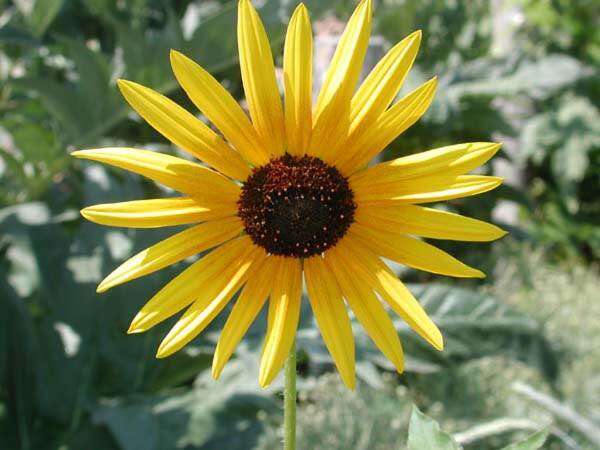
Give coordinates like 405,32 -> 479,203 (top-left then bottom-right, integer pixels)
73,0 -> 505,389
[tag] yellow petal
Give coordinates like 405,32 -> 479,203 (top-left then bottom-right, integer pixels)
72,148 -> 240,202
326,243 -> 404,373
337,77 -> 437,174
169,50 -> 269,167
81,197 -> 235,228
350,223 -> 485,278
283,3 -> 313,156
97,216 -> 243,293
116,79 -> 250,180
350,30 -> 421,134
238,0 -> 285,157
311,0 -> 373,161
353,175 -> 503,205
356,204 -> 507,242
212,256 -> 277,379
265,286 -> 277,347
156,243 -> 267,358
259,257 -> 302,387
304,255 -> 356,389
128,236 -> 257,333
351,142 -> 501,186
340,237 -> 443,350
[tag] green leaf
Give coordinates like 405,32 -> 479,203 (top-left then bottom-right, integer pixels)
407,406 -> 461,450
0,272 -> 36,449
11,78 -> 88,139
60,38 -> 119,124
0,24 -> 39,46
447,55 -> 587,100
27,0 -> 65,36
513,382 -> 600,446
501,430 -> 548,450
396,284 -> 559,381
93,358 -> 277,450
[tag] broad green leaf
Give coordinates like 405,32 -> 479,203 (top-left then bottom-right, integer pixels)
1,109 -> 66,202
60,38 -> 120,125
404,284 -> 559,380
27,0 -> 65,36
407,406 -> 461,450
93,357 -> 277,450
513,382 -> 600,446
0,24 -> 39,46
0,272 -> 36,449
11,78 -> 88,139
299,281 -> 557,381
501,430 -> 548,450
447,55 -> 587,100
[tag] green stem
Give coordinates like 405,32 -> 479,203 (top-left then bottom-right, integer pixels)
283,340 -> 297,450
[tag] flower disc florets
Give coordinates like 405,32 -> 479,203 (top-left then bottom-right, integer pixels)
238,154 -> 356,258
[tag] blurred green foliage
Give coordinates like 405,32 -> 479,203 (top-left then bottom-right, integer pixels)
1,0 -> 598,449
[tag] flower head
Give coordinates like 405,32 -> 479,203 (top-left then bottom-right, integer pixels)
73,0 -> 506,389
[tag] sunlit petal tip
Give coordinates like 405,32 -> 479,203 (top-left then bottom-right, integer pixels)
343,375 -> 357,390
290,3 -> 309,24
497,228 -> 509,239
127,312 -> 150,334
168,49 -> 184,69
422,76 -> 438,97
155,336 -> 183,358
80,207 -> 104,225
484,142 -> 503,159
391,352 -> 405,374
211,361 -> 224,380
484,141 -> 502,151
407,29 -> 422,44
471,141 -> 502,158
211,344 -> 230,381
434,334 -> 445,352
294,2 -> 308,14
354,0 -> 373,18
95,282 -> 109,294
258,370 -> 274,389
473,269 -> 486,279
238,0 -> 254,14
156,334 -> 182,358
169,49 -> 196,72
424,76 -> 438,91
396,361 -> 405,374
155,344 -> 174,359
127,323 -> 145,335
115,78 -> 134,93
484,224 -> 509,241
96,274 -> 120,293
490,142 -> 503,152
71,150 -> 96,160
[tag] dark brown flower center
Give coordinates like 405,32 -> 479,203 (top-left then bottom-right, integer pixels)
238,154 -> 356,258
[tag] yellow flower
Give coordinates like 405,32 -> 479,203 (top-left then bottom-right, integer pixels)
73,0 -> 506,389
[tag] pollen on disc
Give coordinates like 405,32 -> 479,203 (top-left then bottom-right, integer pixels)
238,154 -> 356,258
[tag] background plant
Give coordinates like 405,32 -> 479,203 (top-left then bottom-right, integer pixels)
1,0 -> 598,449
